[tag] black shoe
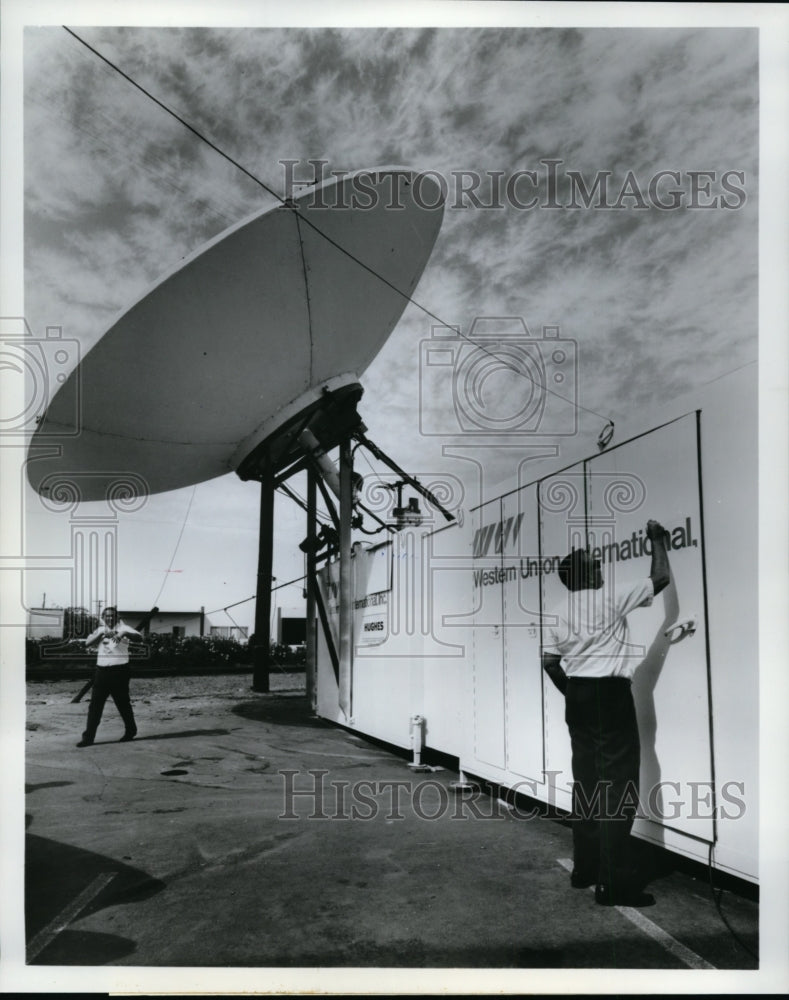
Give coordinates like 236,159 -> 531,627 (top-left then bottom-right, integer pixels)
76,739 -> 94,748
119,729 -> 137,742
570,870 -> 596,889
595,883 -> 656,907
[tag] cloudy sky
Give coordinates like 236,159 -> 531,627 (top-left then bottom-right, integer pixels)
16,13 -> 764,632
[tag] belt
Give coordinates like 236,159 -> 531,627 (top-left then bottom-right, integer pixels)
567,675 -> 631,684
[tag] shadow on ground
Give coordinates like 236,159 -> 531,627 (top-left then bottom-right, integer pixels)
240,941 -> 564,968
128,728 -> 233,742
31,929 -> 138,966
231,694 -> 330,728
26,781 -> 75,793
26,832 -> 166,965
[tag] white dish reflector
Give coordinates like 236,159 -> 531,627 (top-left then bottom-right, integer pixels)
28,168 -> 445,500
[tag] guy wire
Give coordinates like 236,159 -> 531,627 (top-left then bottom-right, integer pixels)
62,25 -> 613,428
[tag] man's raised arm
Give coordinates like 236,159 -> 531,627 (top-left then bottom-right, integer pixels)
84,626 -> 106,649
118,622 -> 143,641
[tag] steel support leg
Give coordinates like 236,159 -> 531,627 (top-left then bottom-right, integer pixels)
338,436 -> 353,719
305,468 -> 318,713
252,465 -> 274,692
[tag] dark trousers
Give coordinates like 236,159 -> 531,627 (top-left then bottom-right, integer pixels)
83,665 -> 136,741
565,677 -> 641,891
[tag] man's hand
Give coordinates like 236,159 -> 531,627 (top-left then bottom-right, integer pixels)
647,519 -> 670,594
542,652 -> 568,695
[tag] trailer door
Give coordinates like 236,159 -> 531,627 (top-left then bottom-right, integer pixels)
470,499 -> 507,769
501,487 -> 545,782
537,462 -> 588,810
586,413 -> 714,844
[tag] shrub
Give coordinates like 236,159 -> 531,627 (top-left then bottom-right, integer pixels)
26,633 -> 303,673
27,636 -> 93,668
127,633 -> 253,669
63,606 -> 99,639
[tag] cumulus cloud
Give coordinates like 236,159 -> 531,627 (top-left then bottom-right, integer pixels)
22,25 -> 759,618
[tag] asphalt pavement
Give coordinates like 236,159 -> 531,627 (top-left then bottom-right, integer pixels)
18,672 -> 760,991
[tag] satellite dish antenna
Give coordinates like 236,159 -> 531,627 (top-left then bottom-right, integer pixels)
28,167 -> 446,705
28,167 -> 445,500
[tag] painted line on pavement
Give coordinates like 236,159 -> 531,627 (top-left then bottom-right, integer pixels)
556,857 -> 716,970
26,871 -> 117,963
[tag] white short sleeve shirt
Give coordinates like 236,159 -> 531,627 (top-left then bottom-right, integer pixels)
544,578 -> 655,680
86,621 -> 141,667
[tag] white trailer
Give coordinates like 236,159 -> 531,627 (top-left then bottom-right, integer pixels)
314,363 -> 757,884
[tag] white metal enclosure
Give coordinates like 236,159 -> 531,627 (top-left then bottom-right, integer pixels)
314,364 -> 758,882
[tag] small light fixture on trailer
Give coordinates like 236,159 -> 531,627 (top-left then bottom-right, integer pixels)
389,481 -> 423,530
597,420 -> 615,451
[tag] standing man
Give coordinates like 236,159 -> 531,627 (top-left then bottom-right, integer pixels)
542,520 -> 670,907
77,607 -> 141,747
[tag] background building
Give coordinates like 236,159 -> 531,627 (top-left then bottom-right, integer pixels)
25,606 -> 249,642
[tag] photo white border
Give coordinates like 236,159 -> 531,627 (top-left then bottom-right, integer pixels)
2,1 -> 787,994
